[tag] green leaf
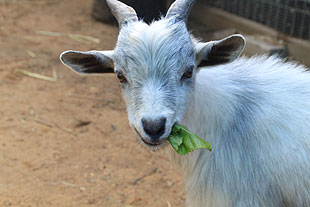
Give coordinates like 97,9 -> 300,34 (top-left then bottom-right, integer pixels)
168,123 -> 212,155
168,134 -> 183,151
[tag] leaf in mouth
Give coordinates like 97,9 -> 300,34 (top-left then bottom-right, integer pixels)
168,123 -> 211,155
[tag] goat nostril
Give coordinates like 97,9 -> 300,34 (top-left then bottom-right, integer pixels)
142,117 -> 166,139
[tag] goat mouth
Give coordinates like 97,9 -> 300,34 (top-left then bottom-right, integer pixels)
134,128 -> 165,147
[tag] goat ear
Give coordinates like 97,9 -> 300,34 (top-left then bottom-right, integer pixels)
196,34 -> 245,68
59,50 -> 114,74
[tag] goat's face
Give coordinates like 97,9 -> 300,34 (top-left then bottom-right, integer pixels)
112,20 -> 196,148
59,0 -> 245,150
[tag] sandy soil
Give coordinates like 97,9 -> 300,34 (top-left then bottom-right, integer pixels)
0,1 -> 186,206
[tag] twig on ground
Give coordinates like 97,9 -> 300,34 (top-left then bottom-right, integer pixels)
35,118 -> 54,128
132,168 -> 157,185
26,50 -> 36,57
36,31 -> 64,37
36,30 -> 100,44
52,69 -> 57,79
61,181 -> 77,188
68,33 -> 100,44
16,69 -> 57,83
73,120 -> 91,128
35,117 -> 75,135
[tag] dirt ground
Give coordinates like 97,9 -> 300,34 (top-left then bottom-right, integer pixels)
0,1 -> 186,206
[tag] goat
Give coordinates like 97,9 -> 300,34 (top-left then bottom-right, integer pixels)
59,0 -> 310,206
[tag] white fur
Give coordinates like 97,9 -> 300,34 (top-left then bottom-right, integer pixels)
169,56 -> 310,207
60,13 -> 310,207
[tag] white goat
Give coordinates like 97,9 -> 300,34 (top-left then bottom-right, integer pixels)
59,0 -> 310,206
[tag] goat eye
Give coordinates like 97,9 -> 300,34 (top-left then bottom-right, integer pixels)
181,67 -> 193,80
116,72 -> 127,83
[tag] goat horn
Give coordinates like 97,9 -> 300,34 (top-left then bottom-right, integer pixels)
166,0 -> 196,22
106,0 -> 138,27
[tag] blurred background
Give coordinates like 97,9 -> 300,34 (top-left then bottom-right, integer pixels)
0,0 -> 309,206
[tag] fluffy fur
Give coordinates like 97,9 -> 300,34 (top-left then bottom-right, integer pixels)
170,56 -> 310,207
60,10 -> 310,207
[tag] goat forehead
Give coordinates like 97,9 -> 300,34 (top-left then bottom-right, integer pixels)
129,77 -> 178,114
114,20 -> 195,75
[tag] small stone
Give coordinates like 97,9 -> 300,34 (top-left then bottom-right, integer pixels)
111,124 -> 117,131
87,179 -> 95,183
167,181 -> 174,187
29,109 -> 35,116
88,198 -> 96,204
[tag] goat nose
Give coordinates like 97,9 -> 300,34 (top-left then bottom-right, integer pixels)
142,117 -> 166,139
